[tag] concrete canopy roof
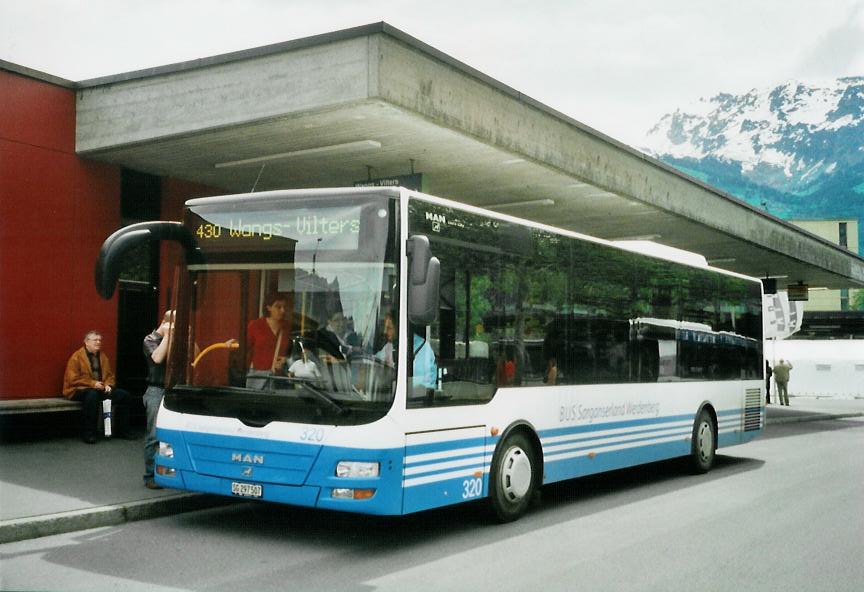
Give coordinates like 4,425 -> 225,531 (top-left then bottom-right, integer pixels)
73,22 -> 864,290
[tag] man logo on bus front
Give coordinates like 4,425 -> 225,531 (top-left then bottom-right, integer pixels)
232,452 -> 264,464
425,211 -> 445,232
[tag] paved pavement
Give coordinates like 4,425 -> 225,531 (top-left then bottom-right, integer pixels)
1,395 -> 862,544
0,424 -> 235,545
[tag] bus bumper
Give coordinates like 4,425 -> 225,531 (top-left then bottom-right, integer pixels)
154,427 -> 405,515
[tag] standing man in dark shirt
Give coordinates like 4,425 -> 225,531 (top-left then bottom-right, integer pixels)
773,359 -> 793,406
63,330 -> 132,443
142,311 -> 174,489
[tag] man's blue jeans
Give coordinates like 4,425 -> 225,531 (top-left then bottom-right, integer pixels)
143,385 -> 165,480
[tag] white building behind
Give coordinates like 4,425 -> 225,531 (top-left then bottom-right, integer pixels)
770,339 -> 864,398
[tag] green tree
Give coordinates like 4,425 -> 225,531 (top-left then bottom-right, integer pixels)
851,289 -> 864,311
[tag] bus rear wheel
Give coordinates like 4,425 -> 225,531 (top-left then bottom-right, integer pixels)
689,409 -> 716,474
489,432 -> 537,522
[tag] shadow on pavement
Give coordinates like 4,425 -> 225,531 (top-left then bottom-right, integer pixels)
1,452 -> 764,591
0,424 -> 168,520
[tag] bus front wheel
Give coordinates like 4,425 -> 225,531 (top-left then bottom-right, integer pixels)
489,432 -> 537,522
689,409 -> 716,474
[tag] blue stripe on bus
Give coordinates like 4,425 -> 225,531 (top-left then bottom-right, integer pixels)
718,431 -> 738,448
718,428 -> 760,448
543,421 -> 693,446
544,439 -> 692,483
404,460 -> 487,481
404,435 -> 488,456
538,413 -> 696,440
405,451 -> 488,470
402,473 -> 488,514
544,429 -> 690,459
540,408 -> 747,441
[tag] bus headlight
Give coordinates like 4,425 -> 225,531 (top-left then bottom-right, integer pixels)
335,461 -> 379,478
332,488 -> 376,500
156,465 -> 176,477
159,442 -> 174,458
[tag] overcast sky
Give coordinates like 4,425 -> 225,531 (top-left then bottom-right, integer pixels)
2,0 -> 863,146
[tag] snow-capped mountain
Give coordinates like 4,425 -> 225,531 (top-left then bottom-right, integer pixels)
640,77 -> 864,251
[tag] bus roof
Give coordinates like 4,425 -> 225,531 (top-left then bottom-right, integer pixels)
184,186 -> 761,286
185,186 -> 402,208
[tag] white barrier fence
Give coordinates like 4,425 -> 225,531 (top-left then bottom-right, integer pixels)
769,339 -> 864,398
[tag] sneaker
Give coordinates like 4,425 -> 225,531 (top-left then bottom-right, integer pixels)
144,479 -> 163,490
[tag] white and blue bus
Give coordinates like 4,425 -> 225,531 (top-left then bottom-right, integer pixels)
96,187 -> 764,521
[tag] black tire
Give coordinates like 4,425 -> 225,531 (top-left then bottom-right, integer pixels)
489,432 -> 537,522
689,409 -> 716,474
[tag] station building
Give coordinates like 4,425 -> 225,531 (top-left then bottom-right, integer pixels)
789,219 -> 860,311
3,22 -> 864,405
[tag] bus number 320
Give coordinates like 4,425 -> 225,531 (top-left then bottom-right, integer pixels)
462,477 -> 483,499
300,427 -> 324,442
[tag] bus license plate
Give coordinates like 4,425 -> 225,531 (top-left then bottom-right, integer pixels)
231,482 -> 263,498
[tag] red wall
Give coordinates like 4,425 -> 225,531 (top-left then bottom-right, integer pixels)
0,70 -> 121,399
0,71 -> 223,401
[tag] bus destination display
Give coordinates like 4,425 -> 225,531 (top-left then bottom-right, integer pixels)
190,205 -> 363,252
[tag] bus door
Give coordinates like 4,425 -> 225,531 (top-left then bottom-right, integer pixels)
402,426 -> 488,514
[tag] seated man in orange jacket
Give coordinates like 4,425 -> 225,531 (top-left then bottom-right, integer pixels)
63,330 -> 133,443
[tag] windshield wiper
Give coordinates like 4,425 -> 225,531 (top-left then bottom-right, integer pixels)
299,382 -> 345,415
172,384 -> 247,396
176,379 -> 346,415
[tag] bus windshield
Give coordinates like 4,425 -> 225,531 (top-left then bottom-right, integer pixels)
164,194 -> 400,426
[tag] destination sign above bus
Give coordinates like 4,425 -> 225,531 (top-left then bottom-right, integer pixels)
185,199 -> 393,264
192,209 -> 360,243
188,205 -> 362,252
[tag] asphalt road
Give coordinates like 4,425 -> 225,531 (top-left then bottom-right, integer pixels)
2,417 -> 862,592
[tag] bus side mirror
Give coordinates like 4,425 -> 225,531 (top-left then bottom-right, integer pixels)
95,228 -> 151,299
95,221 -> 200,299
406,235 -> 440,326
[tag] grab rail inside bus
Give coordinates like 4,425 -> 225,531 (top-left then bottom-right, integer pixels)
95,221 -> 202,299
191,341 -> 240,368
